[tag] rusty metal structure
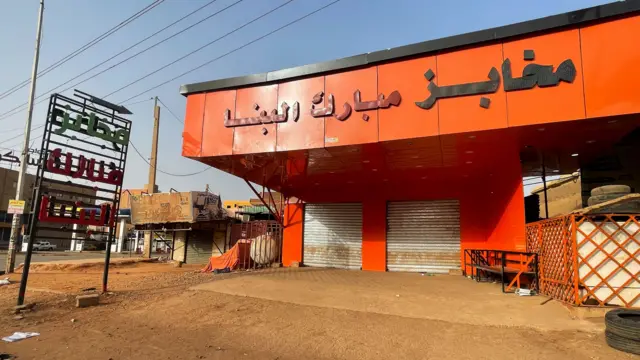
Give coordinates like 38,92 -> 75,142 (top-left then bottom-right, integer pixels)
526,214 -> 640,308
464,249 -> 539,293
229,220 -> 283,270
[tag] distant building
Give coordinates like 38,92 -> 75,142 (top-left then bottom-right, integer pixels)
0,167 -> 96,249
530,173 -> 582,219
129,191 -> 231,264
223,200 -> 252,217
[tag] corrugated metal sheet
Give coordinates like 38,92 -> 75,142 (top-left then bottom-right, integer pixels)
387,200 -> 460,273
185,230 -> 213,265
303,203 -> 362,270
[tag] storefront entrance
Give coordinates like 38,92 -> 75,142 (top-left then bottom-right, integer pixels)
387,200 -> 461,273
303,203 -> 362,269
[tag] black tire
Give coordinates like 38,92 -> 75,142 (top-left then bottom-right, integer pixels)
591,185 -> 631,196
606,330 -> 640,355
606,309 -> 640,340
587,193 -> 628,206
591,203 -> 640,214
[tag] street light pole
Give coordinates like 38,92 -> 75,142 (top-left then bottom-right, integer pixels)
5,0 -> 45,274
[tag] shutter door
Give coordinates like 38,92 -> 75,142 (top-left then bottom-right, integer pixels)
303,203 -> 362,269
387,200 -> 461,273
185,230 -> 213,265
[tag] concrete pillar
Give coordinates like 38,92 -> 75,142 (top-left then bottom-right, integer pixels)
116,218 -> 126,253
143,231 -> 152,258
70,223 -> 81,251
282,203 -> 303,267
172,231 -> 187,262
361,199 -> 386,271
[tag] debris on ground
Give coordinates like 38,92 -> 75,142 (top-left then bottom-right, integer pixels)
81,287 -> 97,292
1,332 -> 40,343
539,297 -> 553,306
213,267 -> 231,274
14,303 -> 36,314
76,294 -> 100,308
0,278 -> 10,286
71,319 -> 76,323
516,288 -> 536,296
13,315 -> 24,321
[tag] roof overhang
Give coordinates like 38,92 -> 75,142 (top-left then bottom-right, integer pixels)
180,1 -> 640,95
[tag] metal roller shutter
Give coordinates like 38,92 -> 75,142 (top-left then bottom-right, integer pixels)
185,230 -> 213,265
387,200 -> 461,273
303,203 -> 362,269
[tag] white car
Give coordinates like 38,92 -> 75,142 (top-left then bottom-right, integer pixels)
33,241 -> 56,251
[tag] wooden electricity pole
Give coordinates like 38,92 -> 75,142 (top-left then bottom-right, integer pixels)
143,97 -> 160,258
6,0 -> 45,273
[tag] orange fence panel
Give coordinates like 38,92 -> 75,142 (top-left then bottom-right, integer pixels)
575,214 -> 640,307
526,214 -> 640,308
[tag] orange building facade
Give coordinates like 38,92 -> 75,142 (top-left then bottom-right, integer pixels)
179,3 -> 640,272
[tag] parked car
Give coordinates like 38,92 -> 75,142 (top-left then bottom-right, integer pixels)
33,241 -> 56,251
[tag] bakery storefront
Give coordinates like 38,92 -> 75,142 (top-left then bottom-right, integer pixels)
177,2 -> 640,274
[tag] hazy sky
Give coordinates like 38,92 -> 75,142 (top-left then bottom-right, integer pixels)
0,0 -> 612,200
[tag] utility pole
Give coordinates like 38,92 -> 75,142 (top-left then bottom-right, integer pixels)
5,0 -> 45,274
143,97 -> 160,258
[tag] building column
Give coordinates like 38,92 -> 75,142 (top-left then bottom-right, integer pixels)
282,202 -> 303,266
142,231 -> 152,258
116,218 -> 126,253
362,199 -> 386,271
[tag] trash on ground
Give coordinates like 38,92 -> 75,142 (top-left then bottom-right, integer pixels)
2,332 -> 40,343
515,288 -> 536,296
0,278 -> 10,286
13,303 -> 35,314
81,287 -> 96,292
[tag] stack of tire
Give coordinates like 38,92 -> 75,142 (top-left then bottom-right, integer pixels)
587,185 -> 640,213
606,309 -> 640,355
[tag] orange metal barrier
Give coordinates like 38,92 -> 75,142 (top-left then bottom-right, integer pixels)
526,214 -> 640,308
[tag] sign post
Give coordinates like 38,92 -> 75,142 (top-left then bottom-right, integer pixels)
17,91 -> 132,305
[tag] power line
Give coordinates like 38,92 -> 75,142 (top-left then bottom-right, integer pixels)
104,0 -> 290,98
0,0 -> 165,102
118,0 -> 343,104
157,97 -> 183,124
1,0 -> 344,170
0,131 -> 44,151
123,97 -> 155,107
0,124 -> 45,146
0,0 -> 226,122
129,140 -> 210,177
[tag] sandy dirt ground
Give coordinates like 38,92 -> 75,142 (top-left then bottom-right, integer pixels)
0,261 -> 633,360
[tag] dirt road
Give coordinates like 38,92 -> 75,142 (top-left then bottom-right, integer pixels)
0,262 -> 631,360
0,251 -> 132,272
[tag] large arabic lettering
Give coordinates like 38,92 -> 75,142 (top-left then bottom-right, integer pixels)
415,50 -> 576,109
0,151 -> 40,167
39,195 -> 116,227
223,89 -> 402,130
218,50 -> 574,127
54,105 -> 130,145
46,148 -> 123,186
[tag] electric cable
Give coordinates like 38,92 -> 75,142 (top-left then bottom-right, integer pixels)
129,140 -> 211,177
157,97 -> 183,124
103,0 -> 291,98
0,0 -> 233,122
0,0 -> 165,101
117,0 -> 342,104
